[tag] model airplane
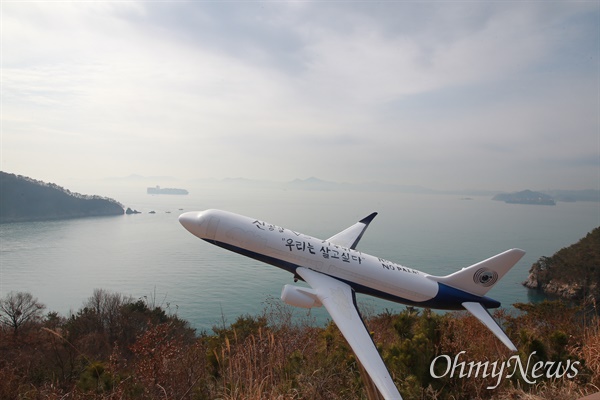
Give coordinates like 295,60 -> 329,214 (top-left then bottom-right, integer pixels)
179,209 -> 525,400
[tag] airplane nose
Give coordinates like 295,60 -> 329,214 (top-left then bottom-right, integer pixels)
179,211 -> 203,235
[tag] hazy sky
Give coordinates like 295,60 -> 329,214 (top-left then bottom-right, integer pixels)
2,1 -> 599,191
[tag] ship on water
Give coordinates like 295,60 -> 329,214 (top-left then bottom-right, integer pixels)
147,186 -> 189,195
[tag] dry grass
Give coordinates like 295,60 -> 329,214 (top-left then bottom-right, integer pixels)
0,296 -> 598,400
580,318 -> 600,385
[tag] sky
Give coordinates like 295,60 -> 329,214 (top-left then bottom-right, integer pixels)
1,1 -> 599,191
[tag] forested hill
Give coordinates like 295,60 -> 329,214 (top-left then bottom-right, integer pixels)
0,172 -> 124,223
523,227 -> 600,302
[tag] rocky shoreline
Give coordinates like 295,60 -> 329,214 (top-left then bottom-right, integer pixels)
523,227 -> 600,302
523,266 -> 590,299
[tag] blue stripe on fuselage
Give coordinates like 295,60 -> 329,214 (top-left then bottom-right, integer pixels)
205,239 -> 501,311
427,283 -> 501,309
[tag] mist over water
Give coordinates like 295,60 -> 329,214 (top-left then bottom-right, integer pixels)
1,182 -> 598,331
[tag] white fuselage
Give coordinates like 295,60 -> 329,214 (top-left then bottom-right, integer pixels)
179,209 -> 499,310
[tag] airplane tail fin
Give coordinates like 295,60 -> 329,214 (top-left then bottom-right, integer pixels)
430,249 -> 525,297
430,249 -> 525,351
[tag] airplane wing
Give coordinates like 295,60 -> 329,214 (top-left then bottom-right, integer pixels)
462,302 -> 517,351
296,267 -> 402,400
326,212 -> 378,250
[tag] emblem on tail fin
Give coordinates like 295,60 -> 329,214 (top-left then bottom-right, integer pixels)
473,268 -> 498,287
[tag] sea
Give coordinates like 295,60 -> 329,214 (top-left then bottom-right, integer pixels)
1,182 -> 599,332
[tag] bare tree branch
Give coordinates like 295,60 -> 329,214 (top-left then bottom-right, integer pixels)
0,291 -> 46,334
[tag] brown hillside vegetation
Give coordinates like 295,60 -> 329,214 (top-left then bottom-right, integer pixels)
0,289 -> 598,400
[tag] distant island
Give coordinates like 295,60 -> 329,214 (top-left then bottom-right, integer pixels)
102,174 -> 599,200
147,186 -> 188,195
0,172 -> 124,223
492,190 -> 556,205
523,227 -> 600,302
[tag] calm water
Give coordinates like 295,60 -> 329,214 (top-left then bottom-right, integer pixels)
1,184 -> 598,331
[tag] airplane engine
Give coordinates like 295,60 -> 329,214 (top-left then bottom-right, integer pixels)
281,284 -> 322,309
